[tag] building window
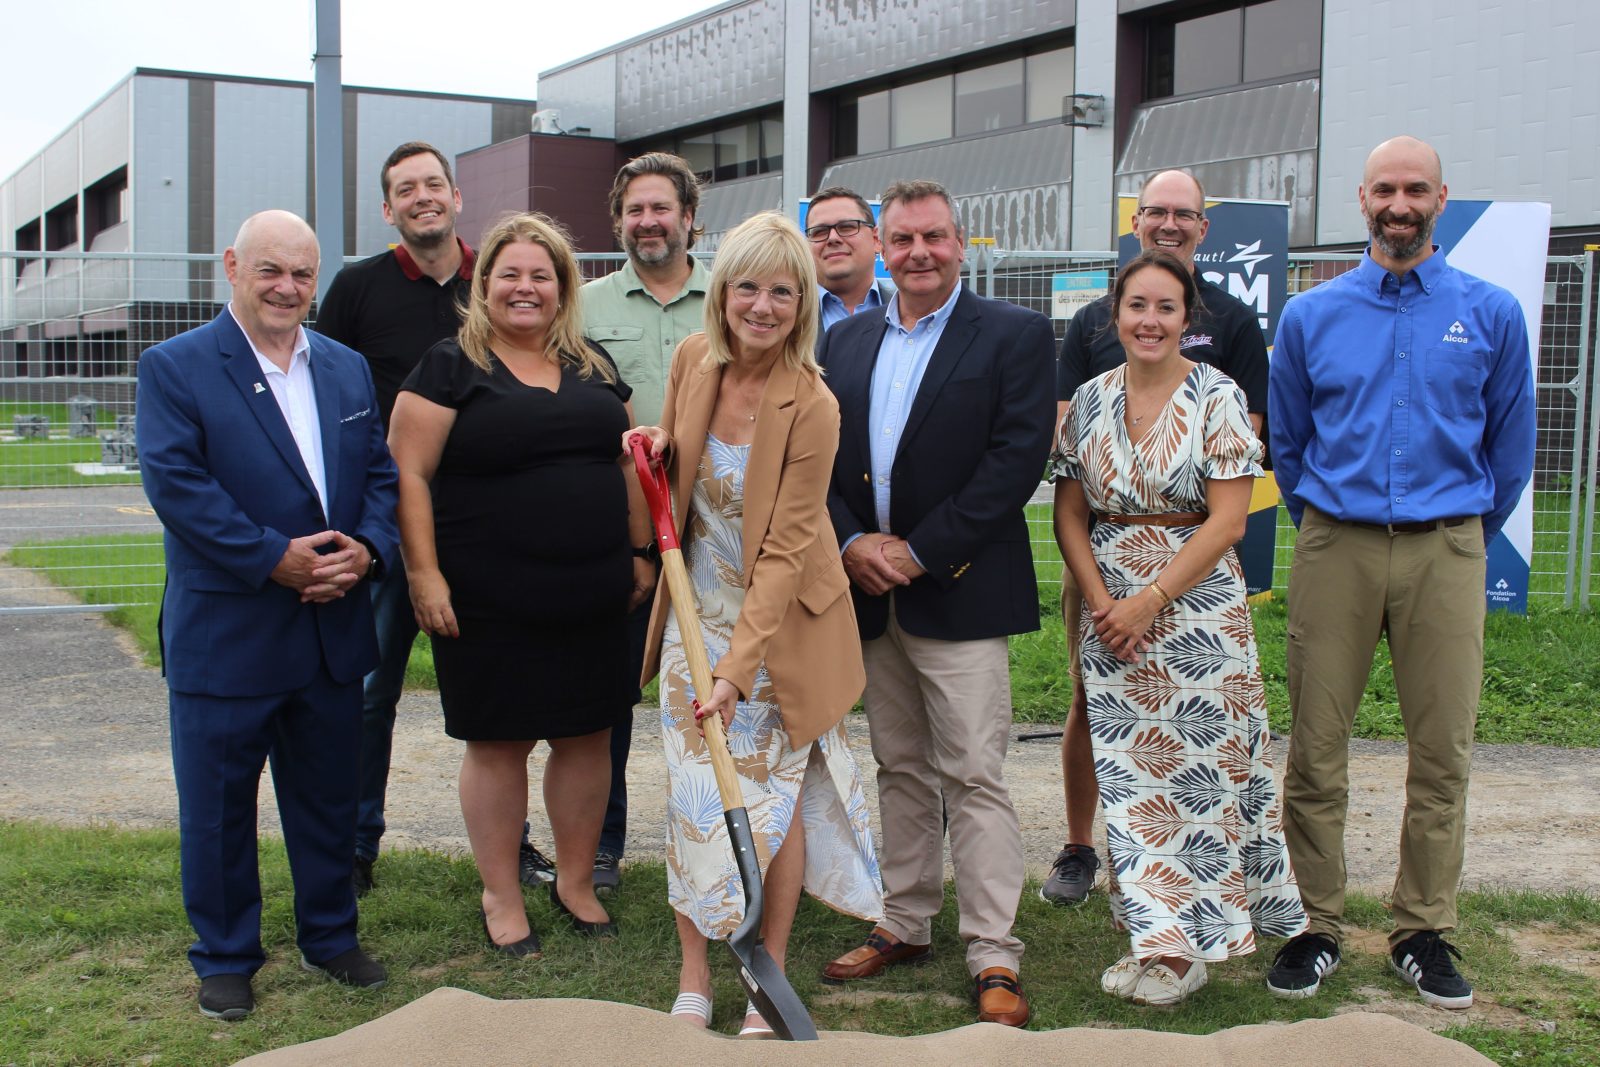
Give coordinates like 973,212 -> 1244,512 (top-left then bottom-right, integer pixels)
835,40 -> 1074,157
1146,0 -> 1321,100
630,109 -> 782,187
46,198 -> 79,252
85,167 -> 129,246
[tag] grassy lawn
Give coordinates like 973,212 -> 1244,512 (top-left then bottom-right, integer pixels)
8,527 -> 1599,746
0,401 -> 140,488
2,821 -> 1595,1065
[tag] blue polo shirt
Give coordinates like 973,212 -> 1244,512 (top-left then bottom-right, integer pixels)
1268,248 -> 1535,540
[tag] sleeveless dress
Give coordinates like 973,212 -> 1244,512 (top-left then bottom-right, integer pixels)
659,435 -> 883,938
1056,362 -> 1307,961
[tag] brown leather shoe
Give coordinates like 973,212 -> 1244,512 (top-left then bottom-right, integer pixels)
975,966 -> 1029,1027
821,927 -> 932,983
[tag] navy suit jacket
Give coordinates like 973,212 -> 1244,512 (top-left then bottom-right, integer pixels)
137,309 -> 399,697
819,286 -> 1055,643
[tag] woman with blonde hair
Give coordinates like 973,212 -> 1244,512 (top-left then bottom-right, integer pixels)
628,211 -> 882,1035
390,213 -> 654,956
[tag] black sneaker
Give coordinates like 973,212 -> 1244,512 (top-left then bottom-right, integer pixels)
197,973 -> 254,1021
593,850 -> 621,897
301,946 -> 388,989
1039,843 -> 1100,905
1266,932 -> 1341,998
353,856 -> 375,898
518,842 -> 556,886
1390,930 -> 1474,1009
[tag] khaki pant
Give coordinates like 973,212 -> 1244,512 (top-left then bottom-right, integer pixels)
862,604 -> 1024,976
1282,506 -> 1485,948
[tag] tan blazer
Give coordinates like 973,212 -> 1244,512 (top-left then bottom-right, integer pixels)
641,334 -> 865,749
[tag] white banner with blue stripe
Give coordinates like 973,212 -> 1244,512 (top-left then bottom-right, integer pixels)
1432,200 -> 1550,613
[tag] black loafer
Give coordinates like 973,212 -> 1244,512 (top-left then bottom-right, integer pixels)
549,881 -> 618,937
481,908 -> 543,957
198,972 -> 254,1021
300,946 -> 387,989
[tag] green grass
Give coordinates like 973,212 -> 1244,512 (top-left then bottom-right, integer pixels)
9,526 -> 1599,746
0,401 -> 139,487
2,821 -> 1595,1065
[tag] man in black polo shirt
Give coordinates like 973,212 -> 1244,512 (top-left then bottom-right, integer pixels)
315,141 -> 484,896
1042,168 -> 1268,907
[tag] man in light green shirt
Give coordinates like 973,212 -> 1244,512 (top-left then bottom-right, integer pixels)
583,152 -> 711,426
578,152 -> 709,898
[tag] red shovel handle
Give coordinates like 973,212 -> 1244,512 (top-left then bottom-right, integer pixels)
628,433 -> 678,551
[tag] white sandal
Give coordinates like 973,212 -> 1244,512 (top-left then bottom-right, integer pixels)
670,990 -> 712,1026
738,998 -> 774,1038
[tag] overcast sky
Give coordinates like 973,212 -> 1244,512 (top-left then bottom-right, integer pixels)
1,0 -> 717,180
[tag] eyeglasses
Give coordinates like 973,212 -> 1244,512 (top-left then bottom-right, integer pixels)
804,218 -> 874,242
1137,206 -> 1205,225
727,280 -> 802,305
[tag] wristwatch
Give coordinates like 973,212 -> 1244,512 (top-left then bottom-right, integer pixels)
631,541 -> 661,563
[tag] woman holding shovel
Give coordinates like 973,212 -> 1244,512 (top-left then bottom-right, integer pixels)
629,212 -> 882,1038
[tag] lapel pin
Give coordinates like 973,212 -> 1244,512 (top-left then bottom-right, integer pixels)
253,382 -> 266,394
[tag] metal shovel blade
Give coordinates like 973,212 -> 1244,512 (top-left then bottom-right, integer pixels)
723,805 -> 818,1041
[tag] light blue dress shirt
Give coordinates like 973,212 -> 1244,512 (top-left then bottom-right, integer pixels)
838,284 -> 963,564
1269,249 -> 1536,541
820,280 -> 888,334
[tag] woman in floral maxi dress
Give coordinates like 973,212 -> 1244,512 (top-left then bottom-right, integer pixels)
1053,250 -> 1306,1006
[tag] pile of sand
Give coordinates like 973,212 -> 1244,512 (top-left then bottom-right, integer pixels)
236,988 -> 1494,1066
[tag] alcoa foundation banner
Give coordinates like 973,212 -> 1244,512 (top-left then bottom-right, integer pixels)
1432,199 -> 1551,614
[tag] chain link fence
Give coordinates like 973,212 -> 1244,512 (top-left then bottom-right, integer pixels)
2,247 -> 1596,615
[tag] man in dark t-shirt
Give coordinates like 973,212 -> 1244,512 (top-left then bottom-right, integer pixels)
1042,169 -> 1267,908
314,141 -> 476,896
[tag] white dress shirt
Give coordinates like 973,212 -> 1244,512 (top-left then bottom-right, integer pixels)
229,305 -> 328,518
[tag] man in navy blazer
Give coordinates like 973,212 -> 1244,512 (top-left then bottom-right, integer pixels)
136,210 -> 399,1021
816,180 -> 1054,1027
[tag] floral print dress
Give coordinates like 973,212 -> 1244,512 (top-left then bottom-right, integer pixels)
1056,362 -> 1306,962
659,435 -> 883,939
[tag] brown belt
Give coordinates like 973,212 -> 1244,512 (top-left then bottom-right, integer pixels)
1093,512 -> 1207,527
1345,517 -> 1470,535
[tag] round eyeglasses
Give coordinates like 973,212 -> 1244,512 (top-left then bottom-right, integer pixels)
727,280 -> 801,305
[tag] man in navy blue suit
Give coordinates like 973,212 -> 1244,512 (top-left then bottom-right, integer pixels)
136,209 -> 399,1021
816,179 -> 1055,1028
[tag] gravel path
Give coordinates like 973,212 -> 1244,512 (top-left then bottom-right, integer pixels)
3,559 -> 1596,895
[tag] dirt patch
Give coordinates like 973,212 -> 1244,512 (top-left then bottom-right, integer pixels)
1508,925 -> 1600,981
1336,985 -> 1533,1034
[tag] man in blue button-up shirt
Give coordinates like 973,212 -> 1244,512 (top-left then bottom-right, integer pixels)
1266,136 -> 1535,1011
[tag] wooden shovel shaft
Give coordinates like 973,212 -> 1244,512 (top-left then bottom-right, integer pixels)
659,544 -> 745,812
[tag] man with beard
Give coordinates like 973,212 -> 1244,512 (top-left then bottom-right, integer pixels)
1265,136 -> 1535,1009
580,152 -> 710,895
1043,169 -> 1268,909
315,142 -> 483,895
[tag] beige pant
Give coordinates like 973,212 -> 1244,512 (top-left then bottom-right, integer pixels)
1282,506 -> 1486,948
861,605 -> 1024,975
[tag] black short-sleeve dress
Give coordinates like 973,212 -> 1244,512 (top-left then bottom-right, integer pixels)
401,339 -> 633,741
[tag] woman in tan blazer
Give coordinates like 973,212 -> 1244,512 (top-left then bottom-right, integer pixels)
628,212 -> 882,1036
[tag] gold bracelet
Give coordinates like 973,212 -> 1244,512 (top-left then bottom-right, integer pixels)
1148,580 -> 1173,607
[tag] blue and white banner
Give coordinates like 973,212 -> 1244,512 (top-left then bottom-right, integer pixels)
1432,200 -> 1551,614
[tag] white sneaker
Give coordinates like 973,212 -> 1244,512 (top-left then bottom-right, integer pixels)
1132,959 -> 1208,1006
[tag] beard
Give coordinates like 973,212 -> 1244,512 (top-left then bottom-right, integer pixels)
1366,206 -> 1437,262
625,226 -> 684,267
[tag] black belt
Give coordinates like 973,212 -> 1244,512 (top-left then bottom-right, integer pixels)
1345,517 -> 1469,535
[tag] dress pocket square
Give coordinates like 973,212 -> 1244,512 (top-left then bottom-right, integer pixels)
340,408 -> 371,423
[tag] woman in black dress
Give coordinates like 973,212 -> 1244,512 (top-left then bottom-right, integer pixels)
389,213 -> 655,955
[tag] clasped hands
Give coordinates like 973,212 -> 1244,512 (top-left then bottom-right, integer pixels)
1089,588 -> 1162,663
843,532 -> 925,595
270,530 -> 370,604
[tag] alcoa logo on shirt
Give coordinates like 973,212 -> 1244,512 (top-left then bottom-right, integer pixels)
1443,320 -> 1471,344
